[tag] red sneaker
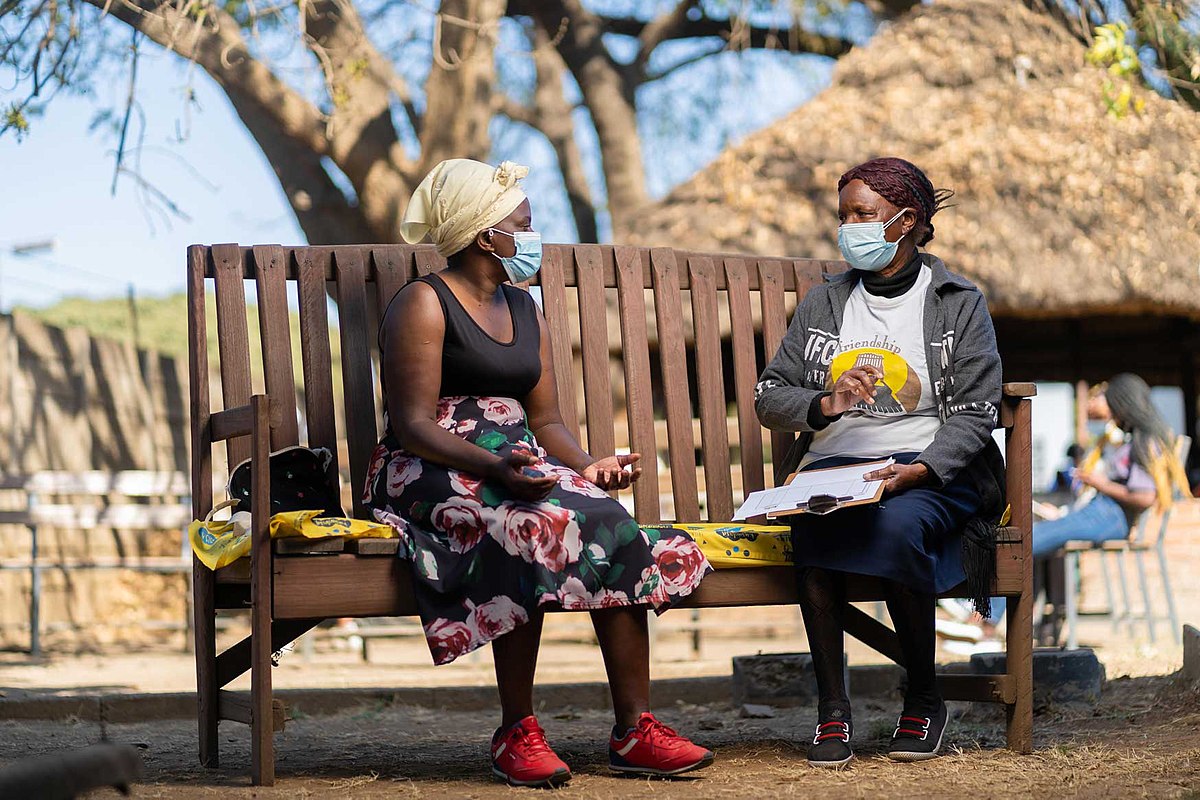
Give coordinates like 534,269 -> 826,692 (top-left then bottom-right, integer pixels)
608,712 -> 714,776
490,716 -> 572,787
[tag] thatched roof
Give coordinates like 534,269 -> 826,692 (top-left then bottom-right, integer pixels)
628,0 -> 1200,320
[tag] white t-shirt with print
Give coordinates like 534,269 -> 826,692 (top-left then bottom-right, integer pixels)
800,266 -> 940,467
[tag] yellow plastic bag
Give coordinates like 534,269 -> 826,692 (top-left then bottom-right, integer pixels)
642,523 -> 791,569
269,510 -> 395,540
188,500 -> 253,571
189,504 -> 396,570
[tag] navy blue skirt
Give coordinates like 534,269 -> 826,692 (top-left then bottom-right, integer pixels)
789,453 -> 980,594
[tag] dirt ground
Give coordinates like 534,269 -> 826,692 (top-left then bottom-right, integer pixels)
2,673 -> 1198,799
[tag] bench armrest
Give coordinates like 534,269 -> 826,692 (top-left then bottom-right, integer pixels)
210,395 -> 283,442
1002,382 -> 1037,399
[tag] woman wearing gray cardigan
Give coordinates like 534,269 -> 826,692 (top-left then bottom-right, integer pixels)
755,157 -> 1004,767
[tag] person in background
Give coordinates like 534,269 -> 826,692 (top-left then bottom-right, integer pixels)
1028,373 -> 1187,557
986,373 -> 1190,625
366,159 -> 714,787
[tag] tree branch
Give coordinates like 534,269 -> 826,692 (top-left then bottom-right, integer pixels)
529,25 -> 597,243
642,43 -> 725,83
588,11 -> 854,60
493,93 -> 537,126
1122,0 -> 1200,111
300,0 -> 417,163
83,0 -> 330,155
634,0 -> 700,75
82,0 -> 377,243
417,0 -> 503,172
521,0 -> 650,231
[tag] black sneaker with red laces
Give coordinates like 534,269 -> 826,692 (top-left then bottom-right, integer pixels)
807,707 -> 853,768
887,701 -> 948,762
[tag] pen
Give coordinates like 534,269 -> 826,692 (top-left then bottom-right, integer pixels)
799,495 -> 854,508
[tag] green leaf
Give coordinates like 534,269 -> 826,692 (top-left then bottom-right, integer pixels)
604,563 -> 625,587
475,430 -> 508,452
640,526 -> 663,546
613,519 -> 641,547
481,484 -> 505,508
636,571 -> 660,598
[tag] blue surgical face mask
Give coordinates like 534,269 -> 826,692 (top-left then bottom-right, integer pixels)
489,229 -> 543,283
837,208 -> 910,272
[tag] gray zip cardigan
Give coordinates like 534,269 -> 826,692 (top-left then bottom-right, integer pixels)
754,252 -> 1006,518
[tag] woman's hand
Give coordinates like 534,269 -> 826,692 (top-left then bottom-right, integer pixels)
488,451 -> 559,502
864,462 -> 930,495
822,365 -> 884,417
1076,470 -> 1112,493
582,454 -> 642,491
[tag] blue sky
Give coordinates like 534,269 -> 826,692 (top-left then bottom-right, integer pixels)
0,47 -> 303,310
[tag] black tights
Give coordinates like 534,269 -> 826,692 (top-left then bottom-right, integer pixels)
798,567 -> 941,717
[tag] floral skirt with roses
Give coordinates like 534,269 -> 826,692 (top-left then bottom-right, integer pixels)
363,395 -> 711,665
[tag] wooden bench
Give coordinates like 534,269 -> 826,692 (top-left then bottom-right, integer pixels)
187,243 -> 1036,785
0,470 -> 192,654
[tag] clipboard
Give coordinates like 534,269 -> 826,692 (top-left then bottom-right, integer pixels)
733,458 -> 892,520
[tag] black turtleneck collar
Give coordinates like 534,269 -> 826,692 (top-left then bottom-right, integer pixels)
860,252 -> 922,298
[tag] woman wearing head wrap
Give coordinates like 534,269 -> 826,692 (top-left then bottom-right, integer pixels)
756,157 -> 1006,765
364,159 -> 714,787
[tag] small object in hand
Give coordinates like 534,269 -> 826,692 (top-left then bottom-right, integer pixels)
521,467 -> 544,479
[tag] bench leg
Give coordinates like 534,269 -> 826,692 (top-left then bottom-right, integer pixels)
193,562 -> 219,768
1005,590 -> 1034,753
250,596 -> 274,785
249,396 -> 275,787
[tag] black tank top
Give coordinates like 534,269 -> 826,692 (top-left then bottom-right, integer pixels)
401,272 -> 542,398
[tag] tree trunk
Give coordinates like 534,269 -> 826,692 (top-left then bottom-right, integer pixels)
530,28 -> 599,242
529,1 -> 649,238
420,0 -> 506,171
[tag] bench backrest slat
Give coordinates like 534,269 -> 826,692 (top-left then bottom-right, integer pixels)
757,259 -> 792,485
614,246 -> 660,521
576,246 -> 616,461
191,243 -> 1013,529
538,248 -> 581,441
724,257 -> 766,497
333,249 -> 380,519
212,243 -> 255,469
414,248 -> 442,277
688,256 -> 734,521
295,249 -> 339,461
187,247 -> 213,520
372,247 -> 410,321
253,245 -> 301,449
650,247 -> 700,521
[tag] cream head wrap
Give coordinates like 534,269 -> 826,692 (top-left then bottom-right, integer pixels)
399,159 -> 530,258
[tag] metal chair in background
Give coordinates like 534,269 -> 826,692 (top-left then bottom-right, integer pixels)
1063,435 -> 1191,649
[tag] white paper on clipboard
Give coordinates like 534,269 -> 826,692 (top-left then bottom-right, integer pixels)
733,458 -> 894,520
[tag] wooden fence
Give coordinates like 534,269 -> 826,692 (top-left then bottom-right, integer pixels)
0,313 -> 189,649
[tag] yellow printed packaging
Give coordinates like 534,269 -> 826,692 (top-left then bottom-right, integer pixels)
189,503 -> 395,571
269,510 -> 394,540
188,500 -> 252,571
642,523 -> 791,569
